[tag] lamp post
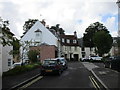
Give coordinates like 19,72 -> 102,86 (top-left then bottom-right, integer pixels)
116,0 -> 120,37
116,1 -> 120,90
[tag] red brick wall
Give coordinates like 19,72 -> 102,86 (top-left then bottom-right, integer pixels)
40,45 -> 56,61
30,45 -> 56,61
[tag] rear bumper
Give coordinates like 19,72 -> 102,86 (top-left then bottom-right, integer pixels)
41,69 -> 61,74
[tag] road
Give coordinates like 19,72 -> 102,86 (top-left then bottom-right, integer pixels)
22,62 -> 97,90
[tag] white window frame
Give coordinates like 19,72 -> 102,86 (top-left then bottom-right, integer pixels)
73,40 -> 77,44
8,59 -> 11,66
67,39 -> 70,43
62,38 -> 65,43
36,32 -> 40,37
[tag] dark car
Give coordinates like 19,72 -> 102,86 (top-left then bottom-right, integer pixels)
40,58 -> 64,75
56,57 -> 68,70
104,56 -> 120,72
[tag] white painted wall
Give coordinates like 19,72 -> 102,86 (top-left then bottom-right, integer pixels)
21,21 -> 57,46
0,44 -> 2,76
2,45 -> 13,72
62,46 -> 81,60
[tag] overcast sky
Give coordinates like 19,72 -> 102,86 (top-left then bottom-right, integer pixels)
0,0 -> 118,39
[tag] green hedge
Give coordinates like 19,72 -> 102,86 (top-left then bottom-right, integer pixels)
3,62 -> 41,76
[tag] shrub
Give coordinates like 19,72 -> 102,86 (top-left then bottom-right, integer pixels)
3,62 -> 41,76
27,50 -> 39,63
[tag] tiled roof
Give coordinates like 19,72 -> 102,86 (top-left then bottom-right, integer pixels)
60,35 -> 77,39
60,34 -> 79,46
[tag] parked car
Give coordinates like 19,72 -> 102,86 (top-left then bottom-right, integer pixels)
104,56 -> 120,72
40,58 -> 64,75
56,57 -> 68,70
12,62 -> 22,68
81,56 -> 90,62
89,55 -> 102,61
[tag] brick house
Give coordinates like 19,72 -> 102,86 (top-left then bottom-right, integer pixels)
30,43 -> 58,61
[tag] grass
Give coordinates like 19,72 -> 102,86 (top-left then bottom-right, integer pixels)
3,62 -> 41,76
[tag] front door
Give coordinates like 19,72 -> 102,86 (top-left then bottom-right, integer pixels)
74,54 -> 79,61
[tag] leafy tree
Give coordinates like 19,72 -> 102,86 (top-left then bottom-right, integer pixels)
50,24 -> 65,35
10,38 -> 21,59
27,50 -> 39,63
0,17 -> 13,46
83,22 -> 109,48
83,22 -> 110,54
93,31 -> 113,56
23,19 -> 38,32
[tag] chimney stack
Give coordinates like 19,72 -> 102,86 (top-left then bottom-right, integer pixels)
74,31 -> 77,37
41,19 -> 46,26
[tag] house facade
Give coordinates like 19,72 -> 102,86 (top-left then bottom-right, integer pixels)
30,44 -> 58,61
20,20 -> 58,62
60,31 -> 81,61
0,28 -> 14,73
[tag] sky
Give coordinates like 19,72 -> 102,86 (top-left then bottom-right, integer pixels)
0,0 -> 118,39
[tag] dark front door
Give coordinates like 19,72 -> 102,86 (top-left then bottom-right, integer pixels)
74,54 -> 79,61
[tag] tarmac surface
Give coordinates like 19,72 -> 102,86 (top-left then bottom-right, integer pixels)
2,61 -> 120,90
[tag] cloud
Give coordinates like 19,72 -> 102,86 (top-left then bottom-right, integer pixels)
0,0 -> 118,39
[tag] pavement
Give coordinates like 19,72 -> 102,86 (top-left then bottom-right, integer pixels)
82,62 -> 120,90
2,62 -> 120,90
2,68 -> 40,90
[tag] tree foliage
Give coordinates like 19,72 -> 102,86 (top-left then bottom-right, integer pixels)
50,24 -> 65,35
23,19 -> 38,32
10,38 -> 21,58
27,50 -> 39,63
83,22 -> 109,48
93,31 -> 113,56
0,17 -> 13,46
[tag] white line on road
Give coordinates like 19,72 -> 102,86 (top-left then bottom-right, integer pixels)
17,76 -> 43,90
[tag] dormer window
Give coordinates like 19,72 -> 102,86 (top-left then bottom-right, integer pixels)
34,29 -> 42,42
35,29 -> 41,37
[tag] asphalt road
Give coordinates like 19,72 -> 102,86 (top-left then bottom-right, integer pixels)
23,62 -> 96,89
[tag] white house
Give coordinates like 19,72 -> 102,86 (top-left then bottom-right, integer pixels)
20,20 -> 58,62
0,28 -> 14,73
59,32 -> 82,61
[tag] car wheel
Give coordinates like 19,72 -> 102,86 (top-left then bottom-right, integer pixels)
41,71 -> 45,76
109,63 -> 112,69
58,70 -> 62,75
104,64 -> 107,68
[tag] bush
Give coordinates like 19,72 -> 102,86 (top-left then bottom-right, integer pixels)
27,50 -> 39,63
3,62 -> 41,76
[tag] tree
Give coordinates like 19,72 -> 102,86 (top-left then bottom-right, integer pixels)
27,50 -> 39,63
83,22 -> 109,54
9,38 -> 21,61
93,31 -> 113,56
23,19 -> 38,32
0,17 -> 13,46
50,24 -> 65,35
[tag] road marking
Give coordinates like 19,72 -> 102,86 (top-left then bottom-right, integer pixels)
17,76 -> 43,90
89,76 -> 97,90
89,76 -> 100,90
91,76 -> 100,89
91,70 -> 108,90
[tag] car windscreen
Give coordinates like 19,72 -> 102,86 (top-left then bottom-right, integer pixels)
43,60 -> 57,65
